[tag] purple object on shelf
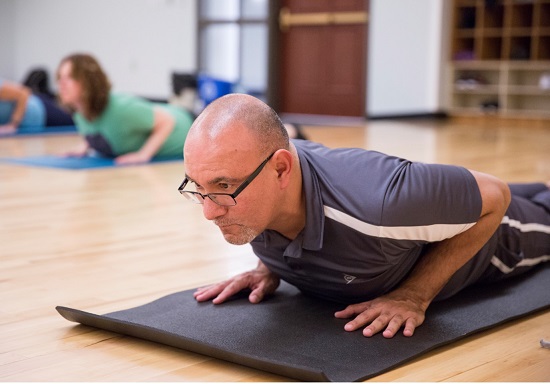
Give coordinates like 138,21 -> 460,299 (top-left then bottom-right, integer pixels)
454,51 -> 476,61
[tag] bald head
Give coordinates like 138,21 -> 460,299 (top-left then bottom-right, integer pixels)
185,94 -> 289,158
182,94 -> 305,243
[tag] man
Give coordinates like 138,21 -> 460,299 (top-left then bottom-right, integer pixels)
180,94 -> 550,338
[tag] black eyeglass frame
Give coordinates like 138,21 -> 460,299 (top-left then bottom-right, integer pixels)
177,151 -> 276,206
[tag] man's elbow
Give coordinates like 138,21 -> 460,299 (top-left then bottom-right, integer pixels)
496,178 -> 511,215
486,176 -> 511,218
471,170 -> 511,218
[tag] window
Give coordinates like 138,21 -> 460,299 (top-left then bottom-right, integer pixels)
198,0 -> 269,99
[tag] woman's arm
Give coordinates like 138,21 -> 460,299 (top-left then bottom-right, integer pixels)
62,140 -> 90,158
115,107 -> 175,165
0,82 -> 30,134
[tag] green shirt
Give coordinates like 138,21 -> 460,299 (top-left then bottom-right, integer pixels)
74,93 -> 192,158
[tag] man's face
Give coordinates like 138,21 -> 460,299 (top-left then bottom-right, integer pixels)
183,130 -> 276,245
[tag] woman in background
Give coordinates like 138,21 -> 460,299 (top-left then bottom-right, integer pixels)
0,78 -> 73,135
57,53 -> 193,165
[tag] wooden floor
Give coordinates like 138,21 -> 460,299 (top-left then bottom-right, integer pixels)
1,117 -> 549,381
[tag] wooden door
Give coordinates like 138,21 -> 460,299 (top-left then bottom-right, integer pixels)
274,0 -> 368,117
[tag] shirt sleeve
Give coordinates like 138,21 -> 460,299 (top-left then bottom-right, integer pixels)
379,162 -> 482,242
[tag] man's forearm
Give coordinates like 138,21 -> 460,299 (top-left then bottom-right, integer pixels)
396,171 -> 511,307
396,212 -> 502,308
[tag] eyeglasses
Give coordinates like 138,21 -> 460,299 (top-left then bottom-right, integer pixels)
178,151 -> 276,206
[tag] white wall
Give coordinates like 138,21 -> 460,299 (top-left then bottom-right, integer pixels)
0,0 -> 17,77
367,0 -> 448,116
0,0 -> 197,99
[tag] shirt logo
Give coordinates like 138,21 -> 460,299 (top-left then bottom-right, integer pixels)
343,274 -> 356,284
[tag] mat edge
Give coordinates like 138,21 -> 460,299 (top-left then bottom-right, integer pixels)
56,306 -> 329,382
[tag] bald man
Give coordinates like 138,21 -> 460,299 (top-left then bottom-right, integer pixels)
180,94 -> 550,339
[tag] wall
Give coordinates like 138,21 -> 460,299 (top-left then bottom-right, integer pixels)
367,0 -> 449,116
0,0 -> 449,115
0,0 -> 16,77
0,0 -> 197,99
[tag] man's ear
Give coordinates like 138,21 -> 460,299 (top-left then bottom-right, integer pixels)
274,150 -> 293,189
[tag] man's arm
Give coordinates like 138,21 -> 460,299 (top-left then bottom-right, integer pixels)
335,170 -> 511,338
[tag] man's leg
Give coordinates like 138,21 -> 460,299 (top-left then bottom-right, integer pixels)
485,183 -> 550,280
508,182 -> 548,200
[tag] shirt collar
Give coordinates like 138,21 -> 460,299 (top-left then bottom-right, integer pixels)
296,144 -> 324,251
257,143 -> 325,253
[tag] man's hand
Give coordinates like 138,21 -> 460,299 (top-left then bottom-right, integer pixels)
194,264 -> 280,305
335,171 -> 510,339
334,289 -> 427,338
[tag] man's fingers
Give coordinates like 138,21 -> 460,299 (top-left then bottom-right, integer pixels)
249,277 -> 279,303
380,315 -> 404,338
334,303 -> 370,319
193,270 -> 278,305
212,278 -> 250,304
193,280 -> 232,301
402,317 -> 418,337
367,315 -> 420,338
193,285 -> 223,302
341,309 -> 414,338
360,313 -> 392,337
343,309 -> 380,332
335,303 -> 377,331
249,287 -> 265,303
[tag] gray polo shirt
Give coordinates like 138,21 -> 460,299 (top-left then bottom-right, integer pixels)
250,140 -> 486,304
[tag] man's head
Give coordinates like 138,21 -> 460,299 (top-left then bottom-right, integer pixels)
182,94 -> 300,244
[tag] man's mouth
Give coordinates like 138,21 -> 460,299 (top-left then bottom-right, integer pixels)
215,221 -> 238,228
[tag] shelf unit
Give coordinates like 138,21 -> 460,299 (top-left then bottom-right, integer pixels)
449,0 -> 550,118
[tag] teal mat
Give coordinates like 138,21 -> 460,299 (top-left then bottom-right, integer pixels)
1,125 -> 77,136
0,155 -> 182,169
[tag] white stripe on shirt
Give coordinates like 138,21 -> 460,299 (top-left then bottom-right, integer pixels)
491,255 -> 550,274
323,205 -> 476,241
501,216 -> 550,234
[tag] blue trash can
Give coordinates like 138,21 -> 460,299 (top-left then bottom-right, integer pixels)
198,75 -> 234,106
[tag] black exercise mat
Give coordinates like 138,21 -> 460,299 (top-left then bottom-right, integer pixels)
57,265 -> 550,382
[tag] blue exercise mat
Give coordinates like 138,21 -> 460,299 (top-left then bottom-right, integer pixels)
1,125 -> 78,136
0,155 -> 182,169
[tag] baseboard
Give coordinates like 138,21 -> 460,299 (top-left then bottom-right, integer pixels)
280,113 -> 367,127
367,111 -> 449,120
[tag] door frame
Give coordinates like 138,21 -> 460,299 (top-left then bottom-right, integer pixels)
266,0 -> 369,118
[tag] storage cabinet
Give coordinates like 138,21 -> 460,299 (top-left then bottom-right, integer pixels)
449,0 -> 550,118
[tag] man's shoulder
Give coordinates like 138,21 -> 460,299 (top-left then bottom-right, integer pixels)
294,140 -> 406,183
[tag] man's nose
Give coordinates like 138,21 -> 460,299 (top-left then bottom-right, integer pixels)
202,197 -> 227,221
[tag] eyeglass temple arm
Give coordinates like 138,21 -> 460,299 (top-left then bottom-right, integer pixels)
230,155 -> 273,198
177,178 -> 189,191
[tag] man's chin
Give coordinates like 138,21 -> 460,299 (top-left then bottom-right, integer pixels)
218,225 -> 257,245
222,235 -> 250,245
